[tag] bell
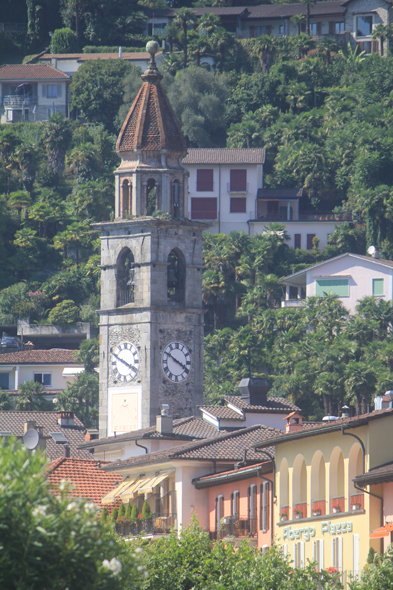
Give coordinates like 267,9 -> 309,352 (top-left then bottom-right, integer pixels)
168,267 -> 178,283
126,269 -> 135,286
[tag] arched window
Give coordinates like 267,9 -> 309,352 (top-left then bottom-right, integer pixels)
348,443 -> 364,510
172,180 -> 180,218
122,180 -> 130,217
146,179 -> 156,216
330,447 -> 345,512
167,248 -> 185,305
292,454 -> 307,517
280,458 -> 289,515
311,451 -> 326,515
117,248 -> 135,307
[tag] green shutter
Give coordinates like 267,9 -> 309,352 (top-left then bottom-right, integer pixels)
315,278 -> 349,297
372,278 -> 384,296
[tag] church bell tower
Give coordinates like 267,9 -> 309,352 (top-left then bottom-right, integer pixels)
95,42 -> 206,437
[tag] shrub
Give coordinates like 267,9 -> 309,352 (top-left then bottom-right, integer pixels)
142,501 -> 152,519
47,299 -> 80,326
100,506 -> 108,522
111,507 -> 118,522
130,504 -> 139,521
117,502 -> 125,518
51,28 -> 78,54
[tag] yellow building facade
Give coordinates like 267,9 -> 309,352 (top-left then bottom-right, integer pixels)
254,410 -> 393,578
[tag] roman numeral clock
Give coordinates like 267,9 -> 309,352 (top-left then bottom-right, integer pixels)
94,41 -> 207,437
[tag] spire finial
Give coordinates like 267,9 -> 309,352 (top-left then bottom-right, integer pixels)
142,40 -> 163,81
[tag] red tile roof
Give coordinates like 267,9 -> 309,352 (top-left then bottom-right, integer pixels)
0,64 -> 70,80
47,457 -> 122,507
182,148 -> 266,165
0,350 -> 81,364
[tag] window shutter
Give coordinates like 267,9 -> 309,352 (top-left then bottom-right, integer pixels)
294,234 -> 301,249
372,40 -> 379,53
306,233 -> 315,250
262,481 -> 269,532
191,197 -> 217,220
317,22 -> 322,35
319,539 -> 324,570
196,169 -> 213,191
312,540 -> 316,562
42,84 -> 47,97
266,25 -> 272,35
283,544 -> 288,558
338,537 -> 343,571
300,542 -> 305,569
329,21 -> 335,34
301,22 -> 306,32
57,84 -> 62,97
250,26 -> 256,38
353,534 -> 360,577
247,486 -> 251,519
230,197 -> 246,213
260,484 -> 263,530
230,169 -> 247,192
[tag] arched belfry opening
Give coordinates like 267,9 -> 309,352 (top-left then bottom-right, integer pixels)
122,180 -> 132,217
167,248 -> 185,305
172,180 -> 180,218
117,248 -> 135,306
146,179 -> 157,216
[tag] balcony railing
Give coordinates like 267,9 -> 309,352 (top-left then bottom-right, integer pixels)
210,516 -> 257,539
281,300 -> 306,308
191,210 -> 217,220
255,212 -> 351,223
115,512 -> 177,536
3,95 -> 37,107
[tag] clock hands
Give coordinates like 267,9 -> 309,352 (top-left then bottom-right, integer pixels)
113,352 -> 137,371
167,352 -> 187,371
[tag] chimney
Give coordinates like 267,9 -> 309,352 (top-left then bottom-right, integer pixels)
385,390 -> 393,409
85,429 -> 99,442
341,405 -> 350,419
58,412 -> 74,426
24,420 -> 37,434
284,411 -> 304,433
238,376 -> 271,406
374,247 -> 380,259
64,444 -> 70,458
156,404 -> 173,434
374,396 -> 384,411
24,341 -> 35,351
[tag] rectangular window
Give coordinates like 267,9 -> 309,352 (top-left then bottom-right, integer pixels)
331,536 -> 343,571
230,169 -> 247,192
294,234 -> 301,249
361,41 -> 372,54
34,373 -> 52,386
313,539 -> 324,571
0,373 -> 10,389
279,24 -> 284,35
356,15 -> 372,37
307,233 -> 315,250
310,23 -> 317,35
248,484 -> 257,534
196,169 -> 213,191
293,542 -> 305,568
191,197 -> 217,220
231,490 -> 239,518
372,278 -> 384,296
47,84 -> 58,98
336,22 -> 344,33
315,278 -> 349,297
260,481 -> 270,532
230,198 -> 246,213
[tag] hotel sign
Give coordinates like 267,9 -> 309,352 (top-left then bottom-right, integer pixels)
282,521 -> 353,542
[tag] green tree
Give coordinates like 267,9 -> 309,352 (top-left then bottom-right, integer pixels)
372,24 -> 387,57
50,27 -> 79,53
41,113 -> 73,179
0,437 -> 142,590
48,299 -> 80,326
14,381 -> 49,411
70,57 -> 134,131
291,14 -> 306,35
0,389 -> 12,410
173,7 -> 198,68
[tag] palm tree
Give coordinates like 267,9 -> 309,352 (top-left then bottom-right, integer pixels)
14,145 -> 38,192
318,36 -> 337,66
197,13 -> 220,36
372,24 -> 388,56
173,7 -> 198,68
251,35 -> 275,74
300,0 -> 316,36
345,361 -> 377,415
290,14 -> 306,35
13,228 -> 38,250
211,30 -> 233,71
164,22 -> 180,54
8,190 -> 32,219
41,113 -> 73,180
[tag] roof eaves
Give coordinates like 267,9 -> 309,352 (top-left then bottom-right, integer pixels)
193,460 -> 272,489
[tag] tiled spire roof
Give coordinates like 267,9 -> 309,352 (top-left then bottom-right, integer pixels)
116,45 -> 187,156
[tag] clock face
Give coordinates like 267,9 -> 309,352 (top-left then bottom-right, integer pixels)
111,341 -> 140,383
162,341 -> 191,383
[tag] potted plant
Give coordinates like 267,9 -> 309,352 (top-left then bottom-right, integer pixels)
312,508 -> 321,517
142,500 -> 153,533
351,501 -> 361,511
279,510 -> 288,522
130,504 -> 141,534
333,504 -> 341,514
293,508 -> 303,519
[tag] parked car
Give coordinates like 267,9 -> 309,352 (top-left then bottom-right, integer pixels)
0,336 -> 23,350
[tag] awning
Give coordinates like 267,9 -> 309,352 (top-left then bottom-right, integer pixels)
137,471 -> 173,494
62,367 -> 84,377
370,523 -> 393,538
102,478 -> 137,505
119,477 -> 148,501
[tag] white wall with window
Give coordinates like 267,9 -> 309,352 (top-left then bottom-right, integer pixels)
0,363 -> 81,391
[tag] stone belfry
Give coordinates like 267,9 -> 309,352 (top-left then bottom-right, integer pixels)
95,42 -> 206,438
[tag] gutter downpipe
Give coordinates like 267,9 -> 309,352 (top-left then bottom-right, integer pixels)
135,439 -> 148,454
256,448 -> 275,546
341,427 -> 384,552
